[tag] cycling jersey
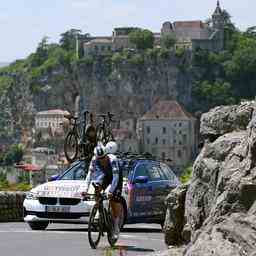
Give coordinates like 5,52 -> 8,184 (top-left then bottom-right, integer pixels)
84,154 -> 122,195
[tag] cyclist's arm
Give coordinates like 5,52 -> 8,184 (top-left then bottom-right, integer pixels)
84,158 -> 96,192
109,156 -> 120,194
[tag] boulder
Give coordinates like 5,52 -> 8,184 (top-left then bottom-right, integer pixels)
200,101 -> 255,142
161,101 -> 256,256
163,184 -> 189,245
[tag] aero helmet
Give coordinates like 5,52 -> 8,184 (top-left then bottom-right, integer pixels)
105,141 -> 118,154
94,144 -> 107,158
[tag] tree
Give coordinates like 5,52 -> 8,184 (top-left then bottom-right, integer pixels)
4,144 -> 24,165
31,36 -> 50,67
59,29 -> 90,57
129,29 -> 154,50
161,34 -> 176,49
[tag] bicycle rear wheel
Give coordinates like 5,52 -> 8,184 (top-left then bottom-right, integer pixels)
64,131 -> 78,162
88,205 -> 102,249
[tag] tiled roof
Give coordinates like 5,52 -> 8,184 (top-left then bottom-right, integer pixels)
36,109 -> 69,116
140,101 -> 194,120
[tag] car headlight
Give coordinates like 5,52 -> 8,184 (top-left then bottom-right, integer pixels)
26,192 -> 39,200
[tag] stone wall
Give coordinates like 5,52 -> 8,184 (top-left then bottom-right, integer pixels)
0,192 -> 26,222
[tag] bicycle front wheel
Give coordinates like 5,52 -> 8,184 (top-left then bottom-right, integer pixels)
64,131 -> 78,162
88,205 -> 102,249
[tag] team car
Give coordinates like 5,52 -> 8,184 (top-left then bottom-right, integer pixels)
23,155 -> 180,230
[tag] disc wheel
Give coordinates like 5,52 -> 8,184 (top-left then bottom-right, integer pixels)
88,205 -> 102,249
64,131 -> 78,162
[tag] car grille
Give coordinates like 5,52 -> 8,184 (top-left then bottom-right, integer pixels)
26,211 -> 89,219
59,198 -> 81,206
38,198 -> 81,206
39,197 -> 57,205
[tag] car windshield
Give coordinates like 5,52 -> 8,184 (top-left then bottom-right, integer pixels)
59,161 -> 89,180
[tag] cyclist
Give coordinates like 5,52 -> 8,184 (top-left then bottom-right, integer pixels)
84,141 -> 122,240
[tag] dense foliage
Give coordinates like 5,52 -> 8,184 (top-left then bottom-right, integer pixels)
0,144 -> 24,166
192,23 -> 256,111
128,29 -> 154,50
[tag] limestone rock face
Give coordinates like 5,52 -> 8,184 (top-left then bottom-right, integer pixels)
200,101 -> 255,141
163,184 -> 189,245
162,101 -> 256,256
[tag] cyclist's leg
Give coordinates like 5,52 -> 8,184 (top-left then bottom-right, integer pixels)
109,185 -> 123,238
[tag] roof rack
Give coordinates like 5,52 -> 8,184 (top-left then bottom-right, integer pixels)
117,151 -> 156,161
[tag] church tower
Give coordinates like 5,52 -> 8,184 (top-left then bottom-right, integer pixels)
212,1 -> 225,51
212,1 -> 224,30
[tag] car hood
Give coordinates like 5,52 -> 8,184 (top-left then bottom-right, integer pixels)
31,180 -> 89,199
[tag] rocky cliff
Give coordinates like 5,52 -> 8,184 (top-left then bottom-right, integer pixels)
163,101 -> 256,255
34,51 -> 193,119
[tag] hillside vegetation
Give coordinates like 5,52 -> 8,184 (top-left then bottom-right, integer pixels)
0,23 -> 256,145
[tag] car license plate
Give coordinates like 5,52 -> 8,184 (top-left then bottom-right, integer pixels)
46,206 -> 70,213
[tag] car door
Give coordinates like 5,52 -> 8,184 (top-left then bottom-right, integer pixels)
146,162 -> 168,217
160,163 -> 180,191
128,161 -> 154,219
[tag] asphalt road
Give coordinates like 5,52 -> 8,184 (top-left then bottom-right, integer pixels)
0,222 -> 166,256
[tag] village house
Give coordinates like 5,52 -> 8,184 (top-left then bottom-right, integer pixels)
138,100 -> 198,173
35,109 -> 69,139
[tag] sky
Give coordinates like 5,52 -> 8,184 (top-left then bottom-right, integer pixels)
0,0 -> 254,62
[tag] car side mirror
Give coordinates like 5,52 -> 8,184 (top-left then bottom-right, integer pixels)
135,176 -> 148,184
48,175 -> 59,181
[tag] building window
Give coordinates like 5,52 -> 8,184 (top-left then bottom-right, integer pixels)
174,123 -> 177,127
174,139 -> 177,144
179,130 -> 182,134
162,152 -> 166,160
178,150 -> 182,158
179,123 -> 182,127
163,139 -> 166,145
183,134 -> 187,144
155,137 -> 158,144
179,141 -> 182,145
146,126 -> 151,134
162,127 -> 166,134
94,45 -> 98,51
101,46 -> 105,51
108,46 -> 112,51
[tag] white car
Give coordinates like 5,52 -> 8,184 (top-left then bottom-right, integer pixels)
23,161 -> 98,230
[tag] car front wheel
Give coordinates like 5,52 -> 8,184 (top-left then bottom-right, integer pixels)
28,221 -> 49,230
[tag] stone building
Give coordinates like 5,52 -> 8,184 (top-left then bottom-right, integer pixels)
84,27 -> 162,56
35,109 -> 69,139
138,100 -> 198,173
161,1 -> 225,52
112,128 -> 139,153
83,1 -> 225,56
113,117 -> 139,153
83,38 -> 113,56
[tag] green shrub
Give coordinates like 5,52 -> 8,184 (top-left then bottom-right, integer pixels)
16,183 -> 32,191
128,54 -> 144,66
158,48 -> 170,59
111,53 -> 124,64
0,180 -> 9,190
175,47 -> 185,58
180,165 -> 193,184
